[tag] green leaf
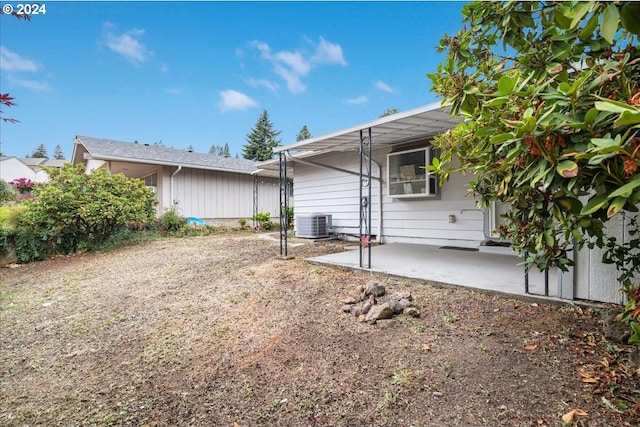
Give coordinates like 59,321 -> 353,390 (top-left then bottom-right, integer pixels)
556,160 -> 579,178
609,175 -> 640,198
498,75 -> 516,96
554,196 -> 583,215
551,41 -> 571,61
584,108 -> 598,126
579,12 -> 599,41
595,99 -> 636,114
485,96 -> 510,107
601,3 -> 620,44
607,196 -> 626,218
569,1 -> 593,29
490,132 -> 514,144
581,194 -> 610,215
615,110 -> 640,127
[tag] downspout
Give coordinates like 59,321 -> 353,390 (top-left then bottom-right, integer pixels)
170,165 -> 182,210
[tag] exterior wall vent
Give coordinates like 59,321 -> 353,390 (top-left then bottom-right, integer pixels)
296,214 -> 332,238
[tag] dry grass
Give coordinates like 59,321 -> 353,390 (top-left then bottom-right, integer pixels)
1,233 -> 638,426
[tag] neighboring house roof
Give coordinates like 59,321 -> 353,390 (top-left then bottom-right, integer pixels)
3,157 -> 67,168
74,135 -> 258,175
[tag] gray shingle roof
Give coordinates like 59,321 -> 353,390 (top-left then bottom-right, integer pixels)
75,135 -> 257,174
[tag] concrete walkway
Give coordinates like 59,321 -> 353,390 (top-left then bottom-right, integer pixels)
307,243 -> 561,300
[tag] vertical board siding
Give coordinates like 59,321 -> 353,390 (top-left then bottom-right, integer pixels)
169,167 -> 279,221
292,148 -> 483,245
574,213 -> 632,304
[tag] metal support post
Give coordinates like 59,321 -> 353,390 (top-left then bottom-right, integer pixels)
279,151 -> 288,257
253,174 -> 258,229
359,128 -> 372,268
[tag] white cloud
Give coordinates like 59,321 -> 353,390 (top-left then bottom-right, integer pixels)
218,89 -> 258,111
0,46 -> 39,72
374,81 -> 393,93
247,37 -> 346,94
246,78 -> 279,92
346,96 -> 368,105
165,88 -> 182,95
16,79 -> 51,92
102,24 -> 151,64
160,64 -> 169,73
311,37 -> 347,66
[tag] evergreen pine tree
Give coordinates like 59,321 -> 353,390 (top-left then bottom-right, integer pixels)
31,144 -> 48,158
242,109 -> 281,161
53,144 -> 65,160
223,143 -> 230,157
296,125 -> 312,142
380,107 -> 399,117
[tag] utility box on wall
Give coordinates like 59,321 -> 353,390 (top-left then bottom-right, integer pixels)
296,214 -> 332,238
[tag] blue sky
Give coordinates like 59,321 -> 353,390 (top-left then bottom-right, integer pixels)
0,1 -> 466,159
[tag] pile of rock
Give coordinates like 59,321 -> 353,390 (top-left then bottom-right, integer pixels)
341,281 -> 420,324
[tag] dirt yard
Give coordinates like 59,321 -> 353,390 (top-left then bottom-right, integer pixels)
1,233 -> 638,426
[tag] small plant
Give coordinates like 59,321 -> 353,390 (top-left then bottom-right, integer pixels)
561,326 -> 575,338
252,212 -> 274,231
159,209 -> 187,232
478,343 -> 489,354
392,364 -> 415,386
238,218 -> 248,230
442,313 -> 459,324
411,323 -> 426,334
435,360 -> 453,377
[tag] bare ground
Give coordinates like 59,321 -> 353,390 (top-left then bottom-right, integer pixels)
0,233 -> 638,427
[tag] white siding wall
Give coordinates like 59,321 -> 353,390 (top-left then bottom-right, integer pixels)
573,213 -> 636,304
167,167 -> 279,223
0,158 -> 39,182
292,146 -> 484,247
291,144 -> 634,304
293,151 -> 379,236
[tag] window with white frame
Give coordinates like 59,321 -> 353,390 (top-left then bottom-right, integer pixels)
143,172 -> 158,194
387,147 -> 438,198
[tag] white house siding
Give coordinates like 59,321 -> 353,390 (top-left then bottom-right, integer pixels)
292,147 -> 484,247
169,167 -> 279,224
292,151 -> 380,237
573,213 -> 637,304
0,158 -> 43,183
1,158 -> 33,182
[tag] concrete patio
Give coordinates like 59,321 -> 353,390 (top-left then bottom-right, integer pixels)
307,243 -> 565,301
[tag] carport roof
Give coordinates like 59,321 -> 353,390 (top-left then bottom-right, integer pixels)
257,102 -> 462,174
276,101 -> 460,154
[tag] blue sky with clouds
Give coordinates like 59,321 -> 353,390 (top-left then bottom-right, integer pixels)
0,1 -> 466,159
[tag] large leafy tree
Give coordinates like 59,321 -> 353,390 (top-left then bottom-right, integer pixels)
242,109 -> 281,161
429,1 -> 640,273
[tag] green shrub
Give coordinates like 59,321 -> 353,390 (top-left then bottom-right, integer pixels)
158,209 -> 187,232
0,179 -> 17,204
23,164 -> 158,247
14,227 -> 49,263
252,212 -> 274,231
0,203 -> 27,232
